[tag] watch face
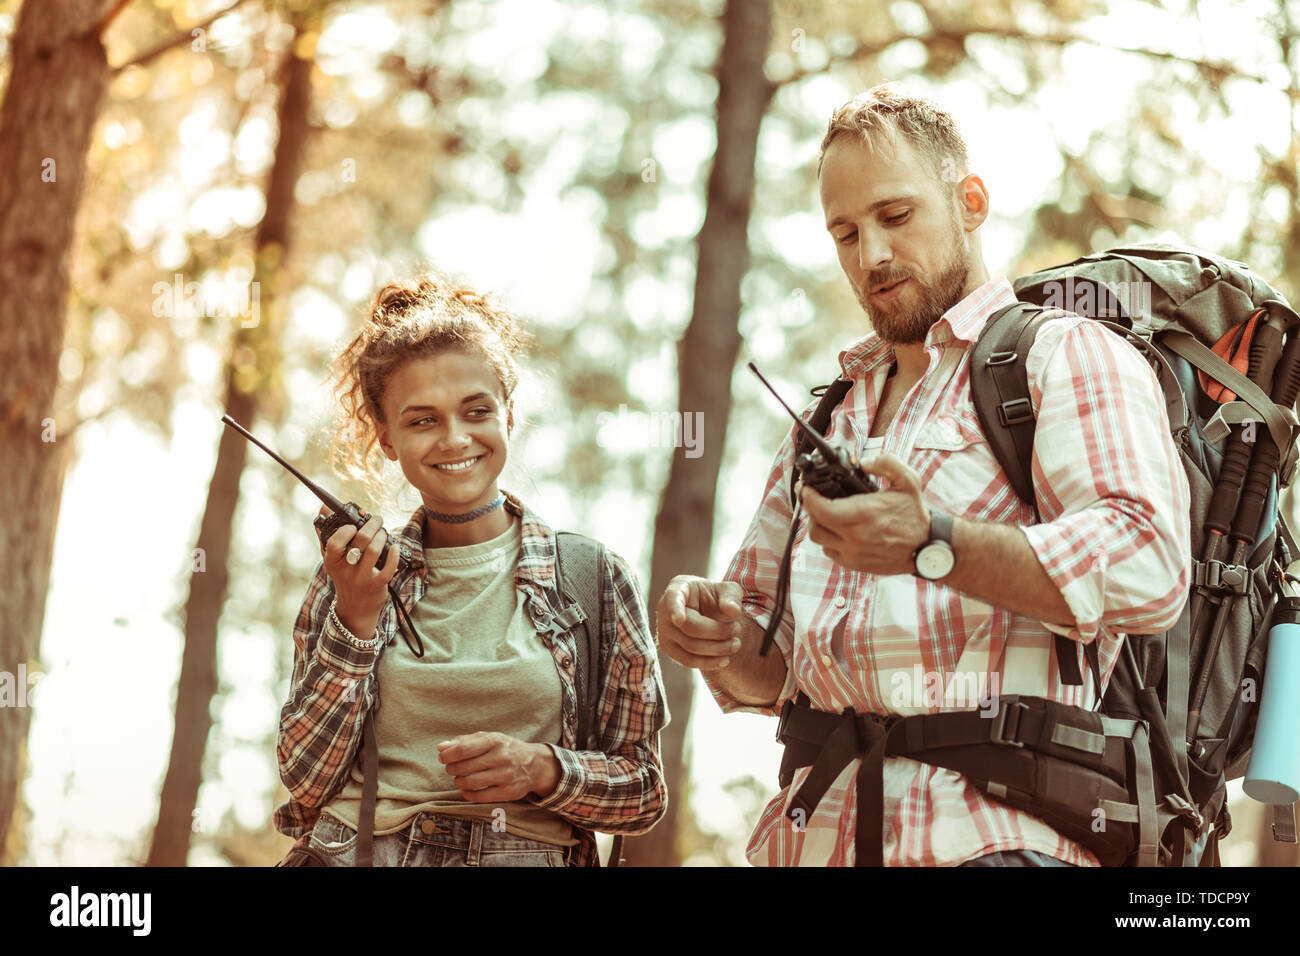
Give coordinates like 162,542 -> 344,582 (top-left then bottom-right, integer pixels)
916,542 -> 956,580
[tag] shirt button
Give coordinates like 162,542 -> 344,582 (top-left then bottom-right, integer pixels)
560,655 -> 572,668
821,653 -> 834,667
834,596 -> 847,608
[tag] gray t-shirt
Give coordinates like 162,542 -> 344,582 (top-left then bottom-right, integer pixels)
324,516 -> 575,845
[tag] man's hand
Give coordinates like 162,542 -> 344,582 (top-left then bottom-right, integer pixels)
437,732 -> 561,801
656,575 -> 785,706
801,452 -> 931,575
656,576 -> 744,671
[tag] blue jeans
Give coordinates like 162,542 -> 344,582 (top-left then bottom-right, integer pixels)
309,811 -> 571,867
959,849 -> 1075,866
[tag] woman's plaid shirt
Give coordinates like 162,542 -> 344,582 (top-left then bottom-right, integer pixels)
708,276 -> 1192,866
274,492 -> 669,867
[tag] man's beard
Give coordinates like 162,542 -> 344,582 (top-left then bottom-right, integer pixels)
857,227 -> 970,345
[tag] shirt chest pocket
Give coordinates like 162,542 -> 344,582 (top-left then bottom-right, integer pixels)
909,409 -> 997,514
913,409 -> 987,450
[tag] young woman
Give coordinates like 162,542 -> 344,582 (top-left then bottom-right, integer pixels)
273,273 -> 668,866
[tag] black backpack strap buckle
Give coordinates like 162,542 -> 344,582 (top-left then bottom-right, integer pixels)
776,696 -> 794,743
842,706 -> 870,753
998,398 -> 1035,427
1193,559 -> 1249,595
990,697 -> 1030,748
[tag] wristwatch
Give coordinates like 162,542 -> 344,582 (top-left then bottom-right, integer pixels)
912,510 -> 956,580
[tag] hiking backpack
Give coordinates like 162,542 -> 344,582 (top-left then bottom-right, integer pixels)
798,243 -> 1300,866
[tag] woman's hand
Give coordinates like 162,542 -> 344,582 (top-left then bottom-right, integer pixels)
437,732 -> 562,801
317,504 -> 401,637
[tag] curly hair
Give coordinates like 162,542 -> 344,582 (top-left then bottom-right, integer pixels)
817,81 -> 969,189
326,270 -> 532,503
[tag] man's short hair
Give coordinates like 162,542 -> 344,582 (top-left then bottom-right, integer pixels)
817,82 -> 969,188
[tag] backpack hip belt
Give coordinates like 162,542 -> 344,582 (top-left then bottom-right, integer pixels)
776,689 -> 1203,866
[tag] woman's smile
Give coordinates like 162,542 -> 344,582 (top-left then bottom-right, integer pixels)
430,453 -> 484,475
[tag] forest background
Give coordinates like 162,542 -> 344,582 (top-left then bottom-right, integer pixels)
2,0 -> 1297,866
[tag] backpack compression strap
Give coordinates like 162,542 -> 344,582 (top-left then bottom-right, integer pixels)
554,531 -> 624,867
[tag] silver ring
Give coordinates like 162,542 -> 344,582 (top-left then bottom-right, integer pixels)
345,547 -> 363,566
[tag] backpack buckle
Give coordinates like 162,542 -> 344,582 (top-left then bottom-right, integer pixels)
998,398 -> 1034,427
552,603 -> 587,630
525,591 -> 567,640
841,706 -> 871,753
986,350 -> 1019,367
1194,559 -> 1248,595
991,698 -> 1029,748
776,697 -> 794,743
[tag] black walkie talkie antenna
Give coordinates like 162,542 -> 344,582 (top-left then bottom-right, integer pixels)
221,414 -> 349,514
220,413 -> 425,658
747,362 -> 847,466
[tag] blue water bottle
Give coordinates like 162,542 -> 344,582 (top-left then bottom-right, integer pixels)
1244,595 -> 1300,805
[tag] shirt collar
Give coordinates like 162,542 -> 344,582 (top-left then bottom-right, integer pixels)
835,275 -> 1018,380
392,489 -> 555,590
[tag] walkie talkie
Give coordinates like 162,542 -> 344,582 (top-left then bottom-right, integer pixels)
748,362 -> 878,498
220,414 -> 424,657
747,363 -> 878,657
220,414 -> 401,570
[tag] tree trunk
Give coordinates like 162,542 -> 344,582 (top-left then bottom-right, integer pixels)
621,0 -> 774,866
0,0 -> 123,865
145,27 -> 313,866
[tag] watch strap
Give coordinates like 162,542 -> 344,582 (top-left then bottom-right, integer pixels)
929,510 -> 953,545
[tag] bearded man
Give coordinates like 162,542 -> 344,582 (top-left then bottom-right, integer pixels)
656,83 -> 1190,866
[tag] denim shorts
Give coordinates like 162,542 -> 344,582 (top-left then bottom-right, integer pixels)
309,811 -> 572,867
959,849 -> 1075,866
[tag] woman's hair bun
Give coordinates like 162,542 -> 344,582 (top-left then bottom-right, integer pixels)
370,277 -> 442,325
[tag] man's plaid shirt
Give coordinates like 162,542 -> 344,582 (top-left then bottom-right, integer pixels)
706,276 -> 1191,865
274,491 -> 669,867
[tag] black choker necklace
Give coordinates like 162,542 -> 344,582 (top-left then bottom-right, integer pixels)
424,493 -> 506,524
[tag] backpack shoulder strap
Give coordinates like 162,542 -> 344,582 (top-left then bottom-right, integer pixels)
555,531 -> 627,867
969,301 -> 1101,688
969,301 -> 1050,518
554,531 -> 605,751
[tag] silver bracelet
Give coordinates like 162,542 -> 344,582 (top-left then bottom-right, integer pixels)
329,600 -> 382,650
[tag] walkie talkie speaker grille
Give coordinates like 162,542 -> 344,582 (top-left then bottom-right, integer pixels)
314,508 -> 401,571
